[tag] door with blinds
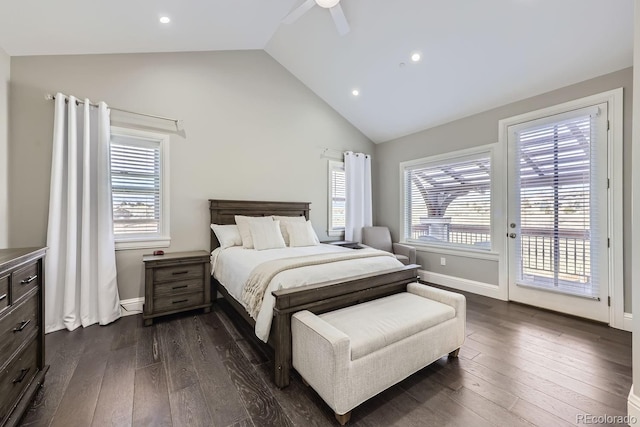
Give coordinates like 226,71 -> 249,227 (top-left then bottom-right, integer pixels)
507,104 -> 609,322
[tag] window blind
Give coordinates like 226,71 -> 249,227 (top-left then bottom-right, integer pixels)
329,162 -> 346,232
404,153 -> 491,250
110,136 -> 161,238
513,110 -> 601,298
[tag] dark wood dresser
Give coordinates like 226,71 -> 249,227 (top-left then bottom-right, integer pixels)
142,251 -> 211,326
0,247 -> 48,427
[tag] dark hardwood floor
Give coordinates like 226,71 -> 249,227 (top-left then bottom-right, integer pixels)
19,288 -> 632,427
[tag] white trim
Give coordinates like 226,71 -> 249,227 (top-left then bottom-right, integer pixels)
622,312 -> 634,332
629,386 -> 640,424
413,244 -> 499,261
115,236 -> 171,251
120,297 -> 144,316
111,126 -> 171,251
498,88 -> 624,326
419,269 -> 506,301
608,88 -> 625,330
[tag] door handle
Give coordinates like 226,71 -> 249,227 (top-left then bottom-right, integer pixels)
509,233 -> 516,239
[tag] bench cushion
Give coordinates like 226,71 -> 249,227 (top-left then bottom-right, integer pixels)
318,292 -> 456,360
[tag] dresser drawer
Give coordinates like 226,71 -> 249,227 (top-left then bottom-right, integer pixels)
0,275 -> 8,314
154,292 -> 204,314
0,293 -> 38,363
0,339 -> 38,422
11,262 -> 39,304
154,278 -> 204,298
153,263 -> 203,283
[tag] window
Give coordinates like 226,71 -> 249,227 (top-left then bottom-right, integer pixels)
328,160 -> 345,236
110,127 -> 170,250
401,147 -> 493,251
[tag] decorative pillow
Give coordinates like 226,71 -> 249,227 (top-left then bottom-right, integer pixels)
210,224 -> 242,249
235,215 -> 274,249
287,220 -> 320,247
250,220 -> 286,251
273,215 -> 307,246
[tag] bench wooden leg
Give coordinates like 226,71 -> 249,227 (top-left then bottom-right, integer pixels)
335,411 -> 351,425
449,348 -> 460,358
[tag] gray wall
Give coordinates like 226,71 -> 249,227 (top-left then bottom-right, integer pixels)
0,47 -> 8,248
9,50 -> 374,300
374,67 -> 633,312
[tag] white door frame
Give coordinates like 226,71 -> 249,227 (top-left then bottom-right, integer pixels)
497,88 -> 624,329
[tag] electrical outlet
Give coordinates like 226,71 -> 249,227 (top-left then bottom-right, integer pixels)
440,257 -> 446,266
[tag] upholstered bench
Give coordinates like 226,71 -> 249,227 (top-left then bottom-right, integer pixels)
291,282 -> 466,425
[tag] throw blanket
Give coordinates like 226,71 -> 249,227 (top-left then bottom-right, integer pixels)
241,249 -> 395,319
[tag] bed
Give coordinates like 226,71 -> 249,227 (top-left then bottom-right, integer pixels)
208,199 -> 419,388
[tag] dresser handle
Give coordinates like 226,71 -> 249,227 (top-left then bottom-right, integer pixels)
13,320 -> 31,332
21,275 -> 37,284
0,293 -> 6,301
12,368 -> 30,384
172,299 -> 188,304
172,271 -> 189,276
172,285 -> 188,290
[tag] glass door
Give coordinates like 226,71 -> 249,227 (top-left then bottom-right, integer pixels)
507,104 -> 609,322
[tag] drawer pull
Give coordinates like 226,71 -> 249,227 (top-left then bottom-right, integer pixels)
13,319 -> 31,332
172,285 -> 188,290
171,271 -> 189,276
0,293 -> 6,301
172,299 -> 188,304
13,368 -> 30,384
21,275 -> 38,284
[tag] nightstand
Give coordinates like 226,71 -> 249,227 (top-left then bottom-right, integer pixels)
142,250 -> 211,326
321,240 -> 363,249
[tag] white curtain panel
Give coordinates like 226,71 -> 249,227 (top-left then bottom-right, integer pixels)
344,151 -> 372,242
45,93 -> 121,333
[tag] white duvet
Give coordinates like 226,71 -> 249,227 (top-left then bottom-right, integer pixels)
211,244 -> 403,342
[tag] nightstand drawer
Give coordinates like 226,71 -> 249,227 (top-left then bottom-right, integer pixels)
153,264 -> 203,283
0,292 -> 38,363
0,339 -> 38,422
154,279 -> 204,298
0,275 -> 8,314
11,262 -> 39,304
154,293 -> 204,313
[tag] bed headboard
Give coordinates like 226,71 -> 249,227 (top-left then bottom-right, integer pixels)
208,199 -> 311,252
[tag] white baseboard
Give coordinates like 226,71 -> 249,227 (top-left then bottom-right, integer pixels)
623,312 -> 633,332
628,386 -> 640,424
419,270 -> 505,300
120,297 -> 144,316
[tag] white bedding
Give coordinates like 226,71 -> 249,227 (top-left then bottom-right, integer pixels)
211,244 -> 404,342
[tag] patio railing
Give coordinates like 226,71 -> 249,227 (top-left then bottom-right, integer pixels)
410,224 -> 590,282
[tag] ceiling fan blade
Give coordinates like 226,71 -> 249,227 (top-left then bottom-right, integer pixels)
329,4 -> 350,35
282,0 -> 316,24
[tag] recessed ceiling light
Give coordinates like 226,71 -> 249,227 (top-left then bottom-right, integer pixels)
159,16 -> 171,24
411,52 -> 421,62
351,89 -> 360,96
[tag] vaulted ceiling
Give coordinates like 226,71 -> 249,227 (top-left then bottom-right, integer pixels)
0,0 -> 633,142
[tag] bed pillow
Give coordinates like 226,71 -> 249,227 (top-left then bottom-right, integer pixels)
235,215 -> 274,249
210,224 -> 242,249
273,215 -> 307,246
287,220 -> 320,247
250,220 -> 286,250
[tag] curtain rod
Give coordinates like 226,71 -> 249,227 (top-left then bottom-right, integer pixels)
45,93 -> 182,130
